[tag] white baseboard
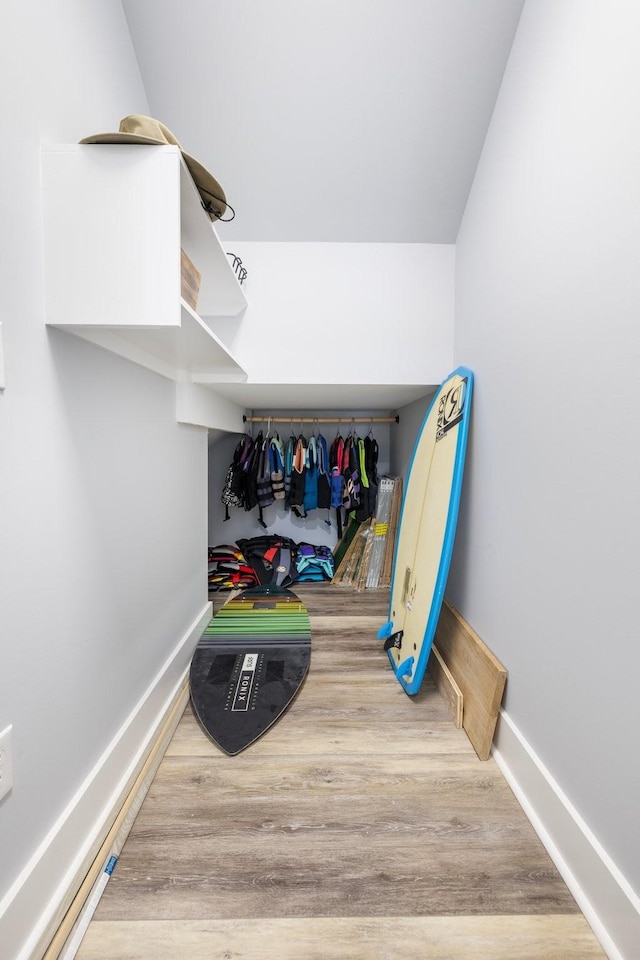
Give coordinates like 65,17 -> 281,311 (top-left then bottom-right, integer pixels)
492,709 -> 640,960
0,601 -> 212,960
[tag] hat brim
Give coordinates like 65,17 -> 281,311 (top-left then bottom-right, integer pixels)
79,133 -> 227,221
79,132 -> 166,146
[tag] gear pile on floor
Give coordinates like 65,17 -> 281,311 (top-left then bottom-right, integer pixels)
208,537 -> 335,591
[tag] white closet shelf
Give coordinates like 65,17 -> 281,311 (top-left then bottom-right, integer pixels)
191,380 -> 436,411
51,301 -> 247,383
41,143 -> 248,385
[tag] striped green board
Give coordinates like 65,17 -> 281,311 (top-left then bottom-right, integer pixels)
189,585 -> 311,755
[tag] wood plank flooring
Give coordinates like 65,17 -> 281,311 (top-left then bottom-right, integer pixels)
76,585 -> 606,959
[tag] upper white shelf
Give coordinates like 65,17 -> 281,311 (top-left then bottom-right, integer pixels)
41,143 -> 247,382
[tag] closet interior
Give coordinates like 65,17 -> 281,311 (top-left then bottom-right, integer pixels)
207,399 -> 432,592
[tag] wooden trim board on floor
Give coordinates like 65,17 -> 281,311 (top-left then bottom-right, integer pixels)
434,601 -> 507,761
427,645 -> 463,729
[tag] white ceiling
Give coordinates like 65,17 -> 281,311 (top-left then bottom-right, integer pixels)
120,0 -> 524,245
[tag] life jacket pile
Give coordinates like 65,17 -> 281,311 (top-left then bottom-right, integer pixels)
293,543 -> 335,582
208,544 -> 260,590
236,535 -> 297,587
208,537 -> 334,590
221,428 -> 379,532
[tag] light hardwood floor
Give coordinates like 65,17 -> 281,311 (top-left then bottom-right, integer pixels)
76,585 -> 606,959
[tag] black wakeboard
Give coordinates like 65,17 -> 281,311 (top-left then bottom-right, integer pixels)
189,585 -> 311,755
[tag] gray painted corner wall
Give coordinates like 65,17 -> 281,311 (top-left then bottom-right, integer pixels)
450,0 -> 640,896
390,393 -> 435,480
0,1 -> 209,949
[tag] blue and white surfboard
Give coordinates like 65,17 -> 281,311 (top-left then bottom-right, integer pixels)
379,367 -> 473,695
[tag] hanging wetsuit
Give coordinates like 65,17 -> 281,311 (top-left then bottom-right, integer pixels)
284,433 -> 296,500
303,434 -> 319,514
270,434 -> 286,500
329,432 -> 345,537
287,434 -> 307,517
316,433 -> 331,512
255,433 -> 274,528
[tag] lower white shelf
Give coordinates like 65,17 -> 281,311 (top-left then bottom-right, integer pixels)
48,300 -> 248,384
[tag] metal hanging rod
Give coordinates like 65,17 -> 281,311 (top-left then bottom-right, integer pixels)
242,415 -> 399,424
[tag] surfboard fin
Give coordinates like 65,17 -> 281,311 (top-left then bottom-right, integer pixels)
383,630 -> 404,651
377,621 -> 394,641
394,656 -> 414,680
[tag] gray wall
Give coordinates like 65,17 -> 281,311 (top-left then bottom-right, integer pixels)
450,0 -> 640,895
0,2 -> 209,955
390,393 -> 435,480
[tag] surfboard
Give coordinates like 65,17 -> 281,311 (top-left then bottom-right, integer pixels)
379,367 -> 473,695
190,585 -> 311,755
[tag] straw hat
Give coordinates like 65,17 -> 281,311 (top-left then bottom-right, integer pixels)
80,115 -> 232,222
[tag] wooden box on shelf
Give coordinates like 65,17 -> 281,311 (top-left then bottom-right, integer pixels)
181,248 -> 201,311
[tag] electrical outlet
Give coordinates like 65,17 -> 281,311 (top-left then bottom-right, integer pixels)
0,725 -> 14,801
